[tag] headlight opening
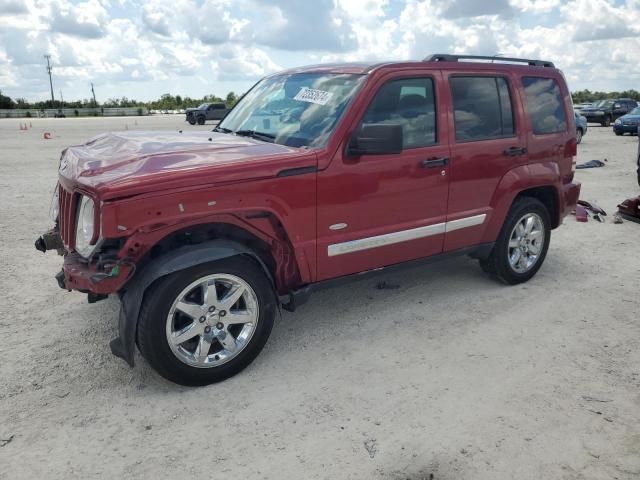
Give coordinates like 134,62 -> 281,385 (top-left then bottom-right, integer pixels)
75,195 -> 97,257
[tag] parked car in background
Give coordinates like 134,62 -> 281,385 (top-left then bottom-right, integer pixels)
580,98 -> 638,126
573,102 -> 592,114
185,103 -> 230,125
575,112 -> 588,144
36,54 -> 580,386
613,106 -> 640,136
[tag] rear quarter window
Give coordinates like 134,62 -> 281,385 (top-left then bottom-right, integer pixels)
522,77 -> 567,135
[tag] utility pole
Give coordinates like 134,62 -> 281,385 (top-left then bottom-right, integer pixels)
59,90 -> 64,109
44,54 -> 55,108
91,82 -> 97,107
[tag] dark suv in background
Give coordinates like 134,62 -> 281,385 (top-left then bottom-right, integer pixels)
580,98 -> 638,126
185,103 -> 229,125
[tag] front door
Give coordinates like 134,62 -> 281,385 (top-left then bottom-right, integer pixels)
316,73 -> 451,281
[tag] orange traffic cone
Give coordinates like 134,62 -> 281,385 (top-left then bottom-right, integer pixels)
19,123 -> 24,130
43,132 -> 51,139
125,124 -> 129,130
29,121 -> 32,128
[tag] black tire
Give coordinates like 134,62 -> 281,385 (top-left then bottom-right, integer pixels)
197,116 -> 205,125
479,197 -> 551,285
137,256 -> 276,386
602,116 -> 611,127
615,131 -> 623,136
576,128 -> 583,144
187,117 -> 196,125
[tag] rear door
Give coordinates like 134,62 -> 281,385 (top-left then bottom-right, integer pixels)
316,71 -> 451,280
443,72 -> 527,252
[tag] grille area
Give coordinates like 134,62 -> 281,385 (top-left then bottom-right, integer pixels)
58,185 -> 77,249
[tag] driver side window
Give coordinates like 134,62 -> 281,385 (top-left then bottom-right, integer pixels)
361,77 -> 437,148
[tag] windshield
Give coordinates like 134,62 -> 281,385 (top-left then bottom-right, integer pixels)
592,100 -> 613,108
629,107 -> 640,115
219,72 -> 366,148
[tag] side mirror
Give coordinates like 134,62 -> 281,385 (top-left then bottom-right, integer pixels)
348,124 -> 403,156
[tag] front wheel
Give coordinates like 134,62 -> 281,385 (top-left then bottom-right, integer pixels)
479,197 -> 551,285
187,117 -> 196,125
602,116 -> 611,127
137,256 -> 276,386
576,128 -> 583,144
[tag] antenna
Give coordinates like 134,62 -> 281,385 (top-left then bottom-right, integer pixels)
44,54 -> 55,108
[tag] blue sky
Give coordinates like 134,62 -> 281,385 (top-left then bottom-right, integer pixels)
1,0 -> 639,103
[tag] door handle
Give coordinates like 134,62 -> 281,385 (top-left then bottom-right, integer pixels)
421,157 -> 449,168
503,146 -> 527,157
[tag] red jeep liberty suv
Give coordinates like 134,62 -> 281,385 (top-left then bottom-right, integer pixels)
36,54 -> 581,385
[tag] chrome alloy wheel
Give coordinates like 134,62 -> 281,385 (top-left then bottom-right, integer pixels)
165,274 -> 259,368
507,213 -> 545,273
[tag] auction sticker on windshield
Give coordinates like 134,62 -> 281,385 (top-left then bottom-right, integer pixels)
294,87 -> 333,105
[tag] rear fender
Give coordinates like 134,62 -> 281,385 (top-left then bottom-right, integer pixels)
109,239 -> 275,367
482,163 -> 561,243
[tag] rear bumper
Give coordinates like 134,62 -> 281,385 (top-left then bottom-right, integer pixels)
561,182 -> 581,219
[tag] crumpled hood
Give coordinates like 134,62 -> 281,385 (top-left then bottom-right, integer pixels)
58,130 -> 314,199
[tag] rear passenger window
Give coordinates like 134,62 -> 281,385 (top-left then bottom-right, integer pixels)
450,76 -> 514,142
522,77 -> 567,134
361,78 -> 436,148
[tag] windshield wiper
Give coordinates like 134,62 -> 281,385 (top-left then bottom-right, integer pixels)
234,129 -> 275,143
213,126 -> 233,134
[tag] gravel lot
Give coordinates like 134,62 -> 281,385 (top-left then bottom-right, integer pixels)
1,116 -> 639,480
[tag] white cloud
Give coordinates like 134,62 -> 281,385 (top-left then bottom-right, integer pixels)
0,0 -> 639,102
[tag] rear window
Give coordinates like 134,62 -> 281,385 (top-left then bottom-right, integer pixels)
450,76 -> 515,142
522,77 -> 567,134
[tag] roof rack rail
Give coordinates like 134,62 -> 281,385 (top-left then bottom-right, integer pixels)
424,54 -> 555,68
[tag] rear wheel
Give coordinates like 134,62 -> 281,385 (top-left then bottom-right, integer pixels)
197,116 -> 205,125
602,116 -> 611,127
137,256 -> 276,386
615,130 -> 623,136
480,197 -> 551,285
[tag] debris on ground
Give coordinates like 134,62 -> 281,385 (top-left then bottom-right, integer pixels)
0,435 -> 14,447
613,212 -> 624,224
364,438 -> 377,458
376,280 -> 400,290
575,204 -> 588,222
577,200 -> 607,216
576,159 -> 606,169
582,395 -> 613,403
617,195 -> 640,224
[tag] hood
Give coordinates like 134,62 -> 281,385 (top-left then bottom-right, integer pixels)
58,130 -> 316,199
185,108 -> 202,113
619,113 -> 640,121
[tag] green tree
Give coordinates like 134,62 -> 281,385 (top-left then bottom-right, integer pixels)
0,90 -> 15,109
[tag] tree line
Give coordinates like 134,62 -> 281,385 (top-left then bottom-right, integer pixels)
0,91 -> 240,110
2,88 -> 638,111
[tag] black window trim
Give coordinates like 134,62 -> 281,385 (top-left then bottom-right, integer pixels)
521,75 -> 569,136
358,75 -> 439,150
449,74 -> 517,144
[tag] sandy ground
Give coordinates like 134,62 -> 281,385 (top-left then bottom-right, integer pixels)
0,116 -> 639,480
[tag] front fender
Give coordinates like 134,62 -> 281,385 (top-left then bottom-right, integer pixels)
109,239 -> 274,367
